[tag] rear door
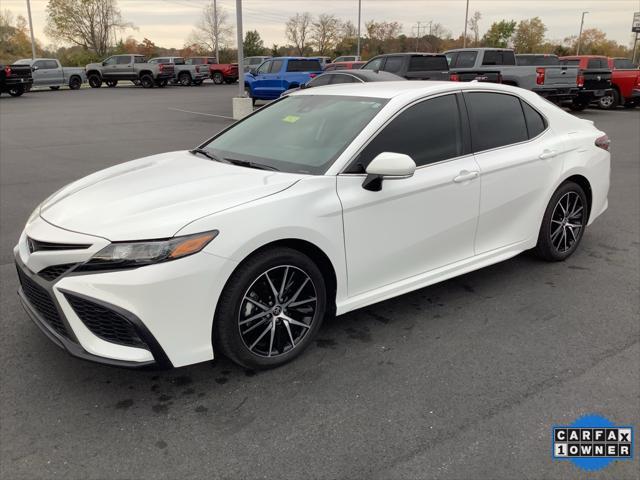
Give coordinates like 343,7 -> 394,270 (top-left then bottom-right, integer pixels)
114,55 -> 134,79
46,59 -> 64,85
465,91 -> 566,253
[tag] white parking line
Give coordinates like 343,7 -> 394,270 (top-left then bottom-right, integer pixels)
168,107 -> 234,120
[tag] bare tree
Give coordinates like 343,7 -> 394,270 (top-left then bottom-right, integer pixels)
311,14 -> 340,55
191,0 -> 233,59
467,11 -> 482,46
341,20 -> 358,40
286,12 -> 312,56
45,0 -> 132,56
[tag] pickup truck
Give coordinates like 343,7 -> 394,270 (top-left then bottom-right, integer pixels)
445,48 -> 580,102
184,56 -> 238,84
560,55 -> 639,109
13,58 -> 85,90
361,53 -> 450,80
149,56 -> 208,86
85,54 -> 175,88
244,57 -> 323,103
554,55 -> 613,111
0,63 -> 33,96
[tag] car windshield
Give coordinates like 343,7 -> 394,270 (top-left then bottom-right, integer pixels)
202,95 -> 387,175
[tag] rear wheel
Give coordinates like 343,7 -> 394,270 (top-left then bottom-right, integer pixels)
212,71 -> 224,84
140,74 -> 154,88
598,90 -> 619,109
8,85 -> 25,97
69,77 -> 82,90
534,182 -> 588,262
178,72 -> 192,86
88,74 -> 102,88
214,248 -> 327,369
105,80 -> 118,88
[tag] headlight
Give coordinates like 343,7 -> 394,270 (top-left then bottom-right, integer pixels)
75,230 -> 219,272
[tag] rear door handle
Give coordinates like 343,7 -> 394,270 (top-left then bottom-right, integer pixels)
453,170 -> 479,183
539,150 -> 557,159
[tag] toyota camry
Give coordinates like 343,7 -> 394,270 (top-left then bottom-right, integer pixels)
15,82 -> 610,369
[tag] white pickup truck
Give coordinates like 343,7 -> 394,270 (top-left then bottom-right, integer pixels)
14,58 -> 86,90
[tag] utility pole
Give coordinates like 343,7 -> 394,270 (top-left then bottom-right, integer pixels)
214,0 -> 220,62
463,0 -> 469,48
576,11 -> 588,55
236,0 -> 244,97
412,22 -> 429,51
356,0 -> 362,57
25,0 -> 36,60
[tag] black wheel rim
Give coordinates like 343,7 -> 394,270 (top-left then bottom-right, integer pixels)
238,265 -> 317,358
550,191 -> 584,253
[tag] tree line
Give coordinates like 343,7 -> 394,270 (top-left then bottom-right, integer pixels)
0,0 -> 633,66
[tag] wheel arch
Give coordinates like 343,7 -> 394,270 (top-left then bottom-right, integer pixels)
138,69 -> 153,78
68,74 -> 82,83
561,174 -> 593,219
86,69 -> 101,78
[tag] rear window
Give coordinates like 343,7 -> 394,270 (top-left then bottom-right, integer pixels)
382,56 -> 404,73
559,59 -> 580,66
517,55 -> 558,66
464,92 -> 528,151
482,50 -> 516,66
287,60 -> 322,72
408,55 -> 448,72
587,58 -> 608,69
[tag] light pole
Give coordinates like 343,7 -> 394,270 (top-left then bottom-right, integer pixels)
26,0 -> 37,59
356,0 -> 362,57
463,0 -> 469,48
576,11 -> 588,55
214,0 -> 220,63
236,0 -> 244,98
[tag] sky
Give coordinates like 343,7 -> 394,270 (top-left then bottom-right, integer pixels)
3,0 -> 637,50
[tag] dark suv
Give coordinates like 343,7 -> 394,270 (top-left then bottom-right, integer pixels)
361,53 -> 450,80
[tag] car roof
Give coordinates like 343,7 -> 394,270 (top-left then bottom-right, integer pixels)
291,80 -> 527,100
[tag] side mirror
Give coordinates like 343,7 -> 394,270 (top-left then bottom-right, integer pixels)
32,65 -> 39,71
102,61 -> 107,66
248,68 -> 257,75
362,152 -> 416,191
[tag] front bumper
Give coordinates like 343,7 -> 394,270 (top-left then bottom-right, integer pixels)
14,216 -> 237,368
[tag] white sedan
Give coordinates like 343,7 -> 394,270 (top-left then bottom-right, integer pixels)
15,82 -> 610,369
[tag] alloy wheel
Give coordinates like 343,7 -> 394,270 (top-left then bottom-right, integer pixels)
238,265 -> 317,358
550,191 -> 584,253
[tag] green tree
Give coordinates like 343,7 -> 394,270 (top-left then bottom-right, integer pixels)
0,10 -> 38,61
243,30 -> 265,56
513,17 -> 547,53
482,20 -> 516,48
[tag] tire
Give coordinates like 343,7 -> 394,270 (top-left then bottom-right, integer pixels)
214,247 -> 327,369
178,72 -> 192,86
244,87 -> 256,106
568,101 -> 588,112
105,80 -> 118,88
49,86 -> 60,90
156,79 -> 168,88
8,85 -> 25,97
534,181 -> 588,262
598,90 -> 619,110
212,71 -> 224,84
88,74 -> 102,88
140,74 -> 154,88
69,77 -> 82,90
193,79 -> 204,86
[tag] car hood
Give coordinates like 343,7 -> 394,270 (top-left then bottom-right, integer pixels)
39,151 -> 303,241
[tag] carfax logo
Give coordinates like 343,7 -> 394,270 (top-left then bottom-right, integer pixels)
552,414 -> 634,471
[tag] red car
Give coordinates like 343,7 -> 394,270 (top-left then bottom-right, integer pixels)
186,57 -> 239,84
323,61 -> 365,71
560,55 -> 640,109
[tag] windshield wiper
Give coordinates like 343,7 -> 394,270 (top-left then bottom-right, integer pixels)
189,147 -> 228,164
225,158 -> 280,171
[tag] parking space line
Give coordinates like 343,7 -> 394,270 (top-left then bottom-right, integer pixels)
168,107 -> 234,120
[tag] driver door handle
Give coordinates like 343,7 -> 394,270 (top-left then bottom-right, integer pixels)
453,170 -> 479,183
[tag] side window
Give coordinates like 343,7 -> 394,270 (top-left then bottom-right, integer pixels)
256,61 -> 271,74
45,60 -> 59,69
383,56 -> 403,73
456,51 -> 477,68
482,50 -> 514,66
33,60 -> 47,69
134,56 -> 146,64
445,52 -> 457,66
613,58 -> 635,69
354,94 -> 463,170
309,74 -> 332,87
270,60 -> 283,73
103,57 -> 117,66
116,56 -> 131,65
521,101 -> 547,138
465,92 -> 529,151
174,57 -> 185,65
330,74 -> 356,84
362,57 -> 384,71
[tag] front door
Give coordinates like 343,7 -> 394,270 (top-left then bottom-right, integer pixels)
337,93 -> 481,296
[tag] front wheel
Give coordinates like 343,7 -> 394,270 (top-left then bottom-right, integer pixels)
105,80 -> 118,88
88,74 -> 102,88
534,182 -> 588,261
69,77 -> 82,90
212,71 -> 224,84
140,74 -> 154,88
214,248 -> 327,369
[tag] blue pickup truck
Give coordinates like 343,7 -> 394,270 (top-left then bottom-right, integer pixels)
244,57 -> 323,103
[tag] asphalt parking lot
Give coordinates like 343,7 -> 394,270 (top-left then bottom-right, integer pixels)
1,83 -> 639,480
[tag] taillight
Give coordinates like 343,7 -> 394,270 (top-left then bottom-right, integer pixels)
536,67 -> 545,85
4,66 -> 11,77
449,73 -> 460,82
577,71 -> 585,88
595,134 -> 610,151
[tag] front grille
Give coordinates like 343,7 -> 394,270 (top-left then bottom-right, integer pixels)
27,237 -> 91,254
16,266 -> 68,338
38,263 -> 77,281
64,294 -> 147,349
